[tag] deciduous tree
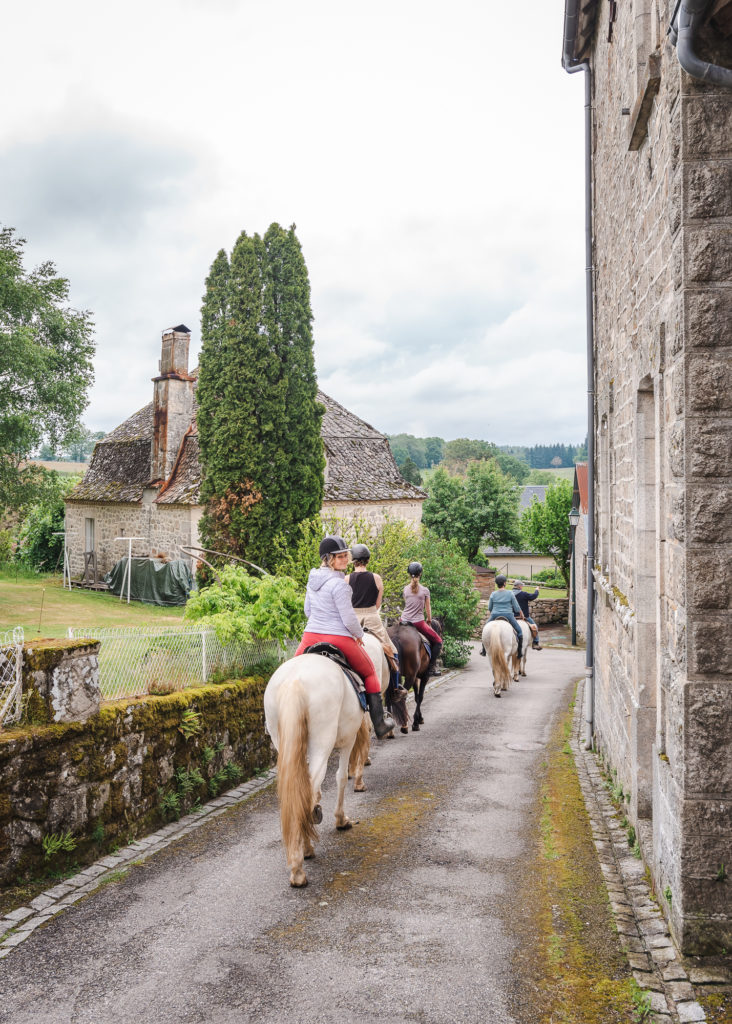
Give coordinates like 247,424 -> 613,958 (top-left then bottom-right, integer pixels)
520,478 -> 574,585
0,228 -> 94,510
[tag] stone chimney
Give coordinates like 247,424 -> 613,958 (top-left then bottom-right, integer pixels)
151,325 -> 195,484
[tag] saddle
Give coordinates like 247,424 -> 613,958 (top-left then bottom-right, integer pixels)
303,642 -> 368,711
399,622 -> 431,659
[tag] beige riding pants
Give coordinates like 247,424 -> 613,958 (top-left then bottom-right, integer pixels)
354,606 -> 398,656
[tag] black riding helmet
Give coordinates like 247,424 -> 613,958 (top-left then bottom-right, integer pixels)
407,561 -> 423,577
350,543 -> 370,562
319,535 -> 349,558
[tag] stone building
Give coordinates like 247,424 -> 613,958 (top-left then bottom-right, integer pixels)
563,0 -> 732,953
65,326 -> 425,577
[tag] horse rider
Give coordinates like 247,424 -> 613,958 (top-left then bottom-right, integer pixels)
399,561 -> 443,678
484,574 -> 524,660
347,543 -> 406,696
294,535 -> 396,738
512,580 -> 543,650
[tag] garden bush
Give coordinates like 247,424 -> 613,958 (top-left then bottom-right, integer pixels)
441,635 -> 472,668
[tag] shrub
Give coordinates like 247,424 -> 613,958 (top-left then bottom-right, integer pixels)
441,635 -> 472,668
0,529 -> 13,564
15,472 -> 81,570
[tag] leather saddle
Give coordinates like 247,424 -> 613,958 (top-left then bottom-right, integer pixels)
303,642 -> 367,711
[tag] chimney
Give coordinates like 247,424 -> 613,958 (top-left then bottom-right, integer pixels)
151,325 -> 195,484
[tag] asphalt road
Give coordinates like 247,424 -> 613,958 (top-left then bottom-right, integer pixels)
0,644 -> 584,1024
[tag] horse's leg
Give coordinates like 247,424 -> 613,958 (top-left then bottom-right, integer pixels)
350,717 -> 371,792
334,744 -> 354,830
413,654 -> 429,727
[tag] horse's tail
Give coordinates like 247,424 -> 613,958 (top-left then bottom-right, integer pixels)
276,675 -> 317,857
489,626 -> 511,690
348,715 -> 372,778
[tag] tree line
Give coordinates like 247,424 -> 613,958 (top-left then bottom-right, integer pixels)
388,433 -> 587,474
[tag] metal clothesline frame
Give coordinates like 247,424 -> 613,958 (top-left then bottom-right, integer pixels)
114,537 -> 147,604
180,545 -> 268,585
52,531 -> 72,590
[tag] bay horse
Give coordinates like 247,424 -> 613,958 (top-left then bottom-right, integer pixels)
481,619 -> 517,697
263,633 -> 380,887
388,617 -> 443,732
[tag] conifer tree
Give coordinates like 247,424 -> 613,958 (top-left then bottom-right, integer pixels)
196,225 -> 324,569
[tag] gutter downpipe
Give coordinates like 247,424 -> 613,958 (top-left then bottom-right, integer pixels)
563,5 -> 596,750
669,0 -> 732,88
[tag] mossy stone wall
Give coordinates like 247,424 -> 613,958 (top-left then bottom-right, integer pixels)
0,676 -> 273,885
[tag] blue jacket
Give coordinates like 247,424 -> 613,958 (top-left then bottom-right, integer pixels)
304,568 -> 364,638
488,589 -> 521,617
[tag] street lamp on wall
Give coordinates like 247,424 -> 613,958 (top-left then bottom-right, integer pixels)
568,506 -> 580,646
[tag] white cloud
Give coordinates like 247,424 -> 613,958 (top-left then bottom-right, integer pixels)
3,0 -> 588,447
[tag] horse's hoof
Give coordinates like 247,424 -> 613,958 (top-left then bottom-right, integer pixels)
494,691 -> 501,698
412,723 -> 420,732
336,819 -> 353,831
400,727 -> 409,734
290,871 -> 308,887
364,757 -> 371,766
312,804 -> 323,824
354,782 -> 366,792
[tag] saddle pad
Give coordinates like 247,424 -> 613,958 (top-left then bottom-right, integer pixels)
303,642 -> 368,711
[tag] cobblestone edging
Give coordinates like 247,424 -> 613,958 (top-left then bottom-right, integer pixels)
571,680 -> 727,1024
0,667 -> 461,961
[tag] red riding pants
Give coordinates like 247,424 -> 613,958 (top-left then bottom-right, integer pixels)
295,632 -> 381,694
408,620 -> 442,646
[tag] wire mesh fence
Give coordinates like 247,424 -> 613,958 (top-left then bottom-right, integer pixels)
66,624 -> 297,701
0,627 -> 24,727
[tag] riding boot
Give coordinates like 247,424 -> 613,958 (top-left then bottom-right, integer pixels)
516,634 -> 523,660
366,692 -> 395,738
427,642 -> 443,678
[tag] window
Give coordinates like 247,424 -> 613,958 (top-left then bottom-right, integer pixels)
84,518 -> 95,553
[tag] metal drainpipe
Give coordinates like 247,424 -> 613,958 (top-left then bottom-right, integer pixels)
563,51 -> 596,750
669,0 -> 732,88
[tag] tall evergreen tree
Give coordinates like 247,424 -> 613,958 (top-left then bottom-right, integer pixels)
196,226 -> 324,569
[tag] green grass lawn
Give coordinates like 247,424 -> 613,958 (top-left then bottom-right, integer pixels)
0,570 -> 186,638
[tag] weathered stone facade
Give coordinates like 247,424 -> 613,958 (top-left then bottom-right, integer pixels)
22,639 -> 101,724
322,499 -> 424,530
65,499 -> 201,578
566,0 -> 732,953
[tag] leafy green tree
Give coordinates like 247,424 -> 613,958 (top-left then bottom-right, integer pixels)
196,225 -> 324,569
521,478 -> 574,585
424,436 -> 445,467
399,456 -> 422,486
184,565 -> 306,645
527,469 -> 556,485
62,425 -> 105,462
494,451 -> 530,484
0,228 -> 95,511
422,462 -> 520,562
16,471 -> 81,569
442,437 -> 496,473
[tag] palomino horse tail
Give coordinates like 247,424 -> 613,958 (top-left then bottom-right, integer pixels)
276,675 -> 317,862
489,626 -> 511,692
348,715 -> 372,789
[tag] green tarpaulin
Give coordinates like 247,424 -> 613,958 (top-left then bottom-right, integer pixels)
104,558 -> 193,606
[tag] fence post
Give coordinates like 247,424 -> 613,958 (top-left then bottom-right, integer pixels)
202,630 -> 208,683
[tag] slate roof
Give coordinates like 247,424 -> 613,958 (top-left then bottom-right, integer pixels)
68,383 -> 424,507
519,484 -> 547,512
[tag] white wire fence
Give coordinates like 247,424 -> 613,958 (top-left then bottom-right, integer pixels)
66,624 -> 297,701
0,627 -> 24,727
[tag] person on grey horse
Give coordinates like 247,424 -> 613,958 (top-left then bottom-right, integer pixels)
512,580 -> 543,650
480,574 -> 523,658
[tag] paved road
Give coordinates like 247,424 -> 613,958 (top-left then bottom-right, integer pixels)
0,645 -> 584,1024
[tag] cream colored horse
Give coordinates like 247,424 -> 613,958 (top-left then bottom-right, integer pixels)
349,636 -> 391,792
481,619 -> 518,697
513,621 -> 532,679
263,633 -> 381,887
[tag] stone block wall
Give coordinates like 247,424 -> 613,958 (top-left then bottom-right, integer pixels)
321,499 -> 424,530
587,0 -> 732,953
64,500 -> 200,578
0,676 -> 273,886
22,639 -> 101,724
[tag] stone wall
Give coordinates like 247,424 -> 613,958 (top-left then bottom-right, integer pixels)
473,598 -> 568,638
321,499 -> 424,530
0,677 -> 273,885
587,0 -> 732,953
22,639 -> 101,724
64,500 -> 200,578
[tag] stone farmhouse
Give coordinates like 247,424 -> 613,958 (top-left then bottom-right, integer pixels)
563,0 -> 731,953
65,326 -> 425,578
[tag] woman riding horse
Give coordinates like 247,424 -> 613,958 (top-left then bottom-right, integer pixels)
294,535 -> 395,738
399,561 -> 443,677
347,543 -> 405,698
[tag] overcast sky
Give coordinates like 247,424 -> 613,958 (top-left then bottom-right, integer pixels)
3,0 -> 586,447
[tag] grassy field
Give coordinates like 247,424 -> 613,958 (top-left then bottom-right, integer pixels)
0,571 -> 185,638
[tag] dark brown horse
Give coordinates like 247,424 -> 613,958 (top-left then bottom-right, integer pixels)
387,617 -> 443,733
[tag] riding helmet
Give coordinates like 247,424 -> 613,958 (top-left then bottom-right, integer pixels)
407,561 -> 423,577
319,535 -> 349,558
350,543 -> 370,562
